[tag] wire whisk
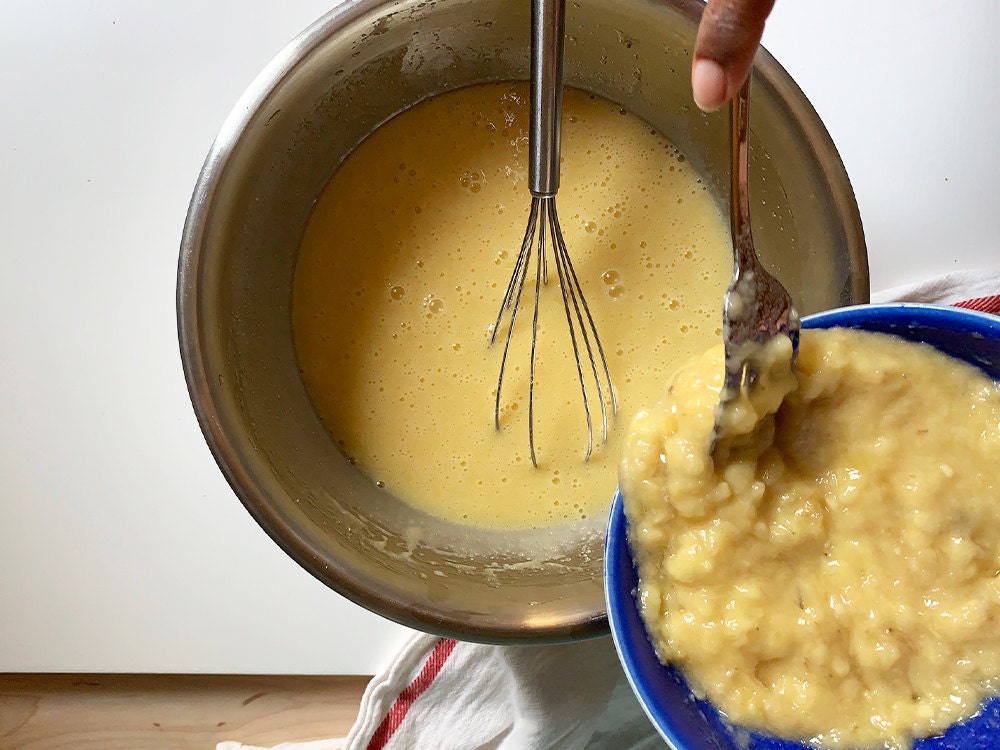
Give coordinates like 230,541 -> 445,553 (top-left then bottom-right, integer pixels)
490,0 -> 616,467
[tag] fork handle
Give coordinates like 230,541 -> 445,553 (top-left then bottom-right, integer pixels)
730,74 -> 760,271
529,0 -> 565,197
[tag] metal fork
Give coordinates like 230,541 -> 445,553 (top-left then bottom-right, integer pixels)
713,73 -> 800,445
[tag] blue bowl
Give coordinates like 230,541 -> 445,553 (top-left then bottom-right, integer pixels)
605,303 -> 1000,749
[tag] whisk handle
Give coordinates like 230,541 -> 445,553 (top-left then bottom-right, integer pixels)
529,0 -> 565,197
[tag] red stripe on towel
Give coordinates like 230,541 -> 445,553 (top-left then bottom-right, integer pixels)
367,638 -> 458,750
954,294 -> 1000,314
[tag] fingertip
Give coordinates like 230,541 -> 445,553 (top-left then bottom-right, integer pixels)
691,58 -> 728,112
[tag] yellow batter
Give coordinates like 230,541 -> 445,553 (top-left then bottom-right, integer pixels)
292,82 -> 730,529
621,327 -> 1000,748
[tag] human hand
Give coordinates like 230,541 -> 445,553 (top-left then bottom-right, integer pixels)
691,0 -> 777,111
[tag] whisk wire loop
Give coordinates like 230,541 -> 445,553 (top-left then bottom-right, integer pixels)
527,211 -> 545,465
492,194 -> 616,466
491,200 -> 538,431
548,200 -> 617,442
492,200 -> 538,327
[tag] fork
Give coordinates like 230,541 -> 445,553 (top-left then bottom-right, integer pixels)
712,73 -> 800,446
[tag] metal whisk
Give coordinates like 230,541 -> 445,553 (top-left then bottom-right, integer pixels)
490,0 -> 616,467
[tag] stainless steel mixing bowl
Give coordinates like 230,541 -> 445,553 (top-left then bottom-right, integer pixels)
177,0 -> 868,642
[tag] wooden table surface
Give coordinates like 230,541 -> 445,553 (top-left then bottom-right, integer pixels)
1,674 -> 370,750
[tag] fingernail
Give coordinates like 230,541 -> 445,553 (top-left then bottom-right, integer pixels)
692,58 -> 728,112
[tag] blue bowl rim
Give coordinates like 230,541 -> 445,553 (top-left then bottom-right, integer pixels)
804,301 -> 1000,336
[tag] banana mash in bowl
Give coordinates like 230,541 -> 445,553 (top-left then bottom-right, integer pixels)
606,303 -> 1000,749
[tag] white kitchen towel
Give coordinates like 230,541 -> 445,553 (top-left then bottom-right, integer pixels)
219,269 -> 1000,750
344,633 -> 656,750
870,268 -> 1000,308
218,634 -> 656,750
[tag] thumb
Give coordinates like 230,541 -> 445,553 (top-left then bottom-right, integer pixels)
691,0 -> 776,111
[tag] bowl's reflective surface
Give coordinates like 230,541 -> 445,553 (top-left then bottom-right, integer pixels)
605,304 -> 1000,747
178,0 -> 868,641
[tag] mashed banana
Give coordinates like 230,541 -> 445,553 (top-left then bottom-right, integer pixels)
620,327 -> 1000,748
